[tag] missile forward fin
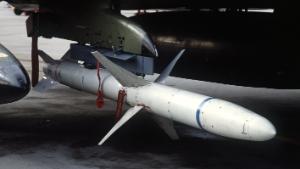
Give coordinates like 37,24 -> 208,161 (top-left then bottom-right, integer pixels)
152,115 -> 179,140
92,51 -> 150,87
155,49 -> 185,84
98,105 -> 143,145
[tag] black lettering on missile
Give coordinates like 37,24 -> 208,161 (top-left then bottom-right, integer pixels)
242,120 -> 248,135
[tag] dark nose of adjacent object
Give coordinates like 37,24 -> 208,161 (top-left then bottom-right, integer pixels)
0,44 -> 30,104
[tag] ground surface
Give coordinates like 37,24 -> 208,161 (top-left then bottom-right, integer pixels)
0,2 -> 299,169
0,86 -> 299,169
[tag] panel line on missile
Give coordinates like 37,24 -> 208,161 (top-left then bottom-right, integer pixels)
196,97 -> 215,128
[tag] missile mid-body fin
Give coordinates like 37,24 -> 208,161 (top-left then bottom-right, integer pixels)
155,49 -> 185,84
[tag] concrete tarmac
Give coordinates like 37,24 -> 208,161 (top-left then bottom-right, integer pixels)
0,2 -> 299,169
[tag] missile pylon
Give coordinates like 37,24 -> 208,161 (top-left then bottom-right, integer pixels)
36,49 -> 276,145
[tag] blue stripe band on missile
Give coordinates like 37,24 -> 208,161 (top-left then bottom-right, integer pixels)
196,97 -> 215,128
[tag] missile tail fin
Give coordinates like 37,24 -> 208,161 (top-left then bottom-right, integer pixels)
98,105 -> 143,145
92,51 -> 149,87
33,76 -> 58,92
38,50 -> 58,64
34,50 -> 59,92
61,50 -> 72,61
155,49 -> 185,84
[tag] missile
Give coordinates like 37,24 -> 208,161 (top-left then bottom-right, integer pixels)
0,44 -> 30,104
36,49 -> 276,145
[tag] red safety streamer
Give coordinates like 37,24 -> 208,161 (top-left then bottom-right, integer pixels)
115,89 -> 127,121
96,61 -> 104,108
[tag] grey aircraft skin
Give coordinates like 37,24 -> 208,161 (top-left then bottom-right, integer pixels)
0,44 -> 30,104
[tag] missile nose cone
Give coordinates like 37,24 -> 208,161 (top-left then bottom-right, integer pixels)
0,44 -> 30,104
249,116 -> 276,141
265,122 -> 277,140
198,98 -> 276,141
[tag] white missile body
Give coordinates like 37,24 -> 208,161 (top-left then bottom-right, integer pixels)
125,84 -> 276,141
38,50 -> 276,144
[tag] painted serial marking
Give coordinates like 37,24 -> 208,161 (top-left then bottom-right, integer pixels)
196,97 -> 215,128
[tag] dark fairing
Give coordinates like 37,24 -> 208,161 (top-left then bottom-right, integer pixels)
0,44 -> 30,104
